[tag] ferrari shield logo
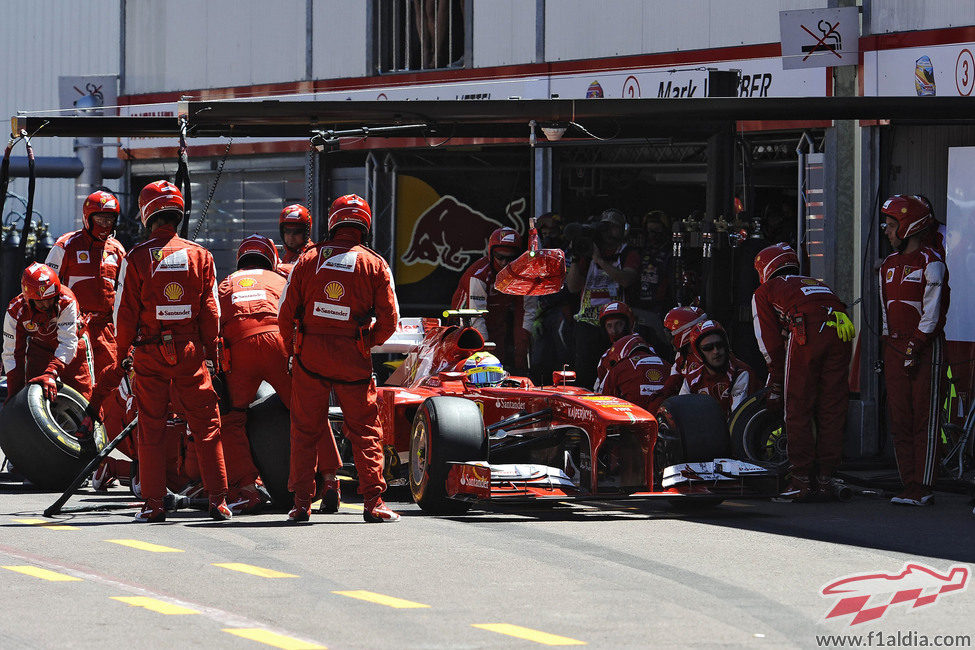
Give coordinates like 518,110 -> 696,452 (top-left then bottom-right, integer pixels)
151,248 -> 164,262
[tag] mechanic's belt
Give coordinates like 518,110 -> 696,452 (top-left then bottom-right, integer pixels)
295,357 -> 371,385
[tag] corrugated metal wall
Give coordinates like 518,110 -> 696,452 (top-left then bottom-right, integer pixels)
123,0 -> 307,95
0,0 -> 120,239
865,0 -> 975,35
472,0 -> 536,67
542,0 -> 825,62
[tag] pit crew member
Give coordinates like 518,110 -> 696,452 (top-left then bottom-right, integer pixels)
3,263 -> 94,402
451,226 -> 535,377
279,194 -> 400,523
593,301 -> 635,391
680,319 -> 756,418
45,190 -> 126,373
752,243 -> 854,501
217,234 -> 290,514
656,305 -> 707,403
278,203 -> 313,268
112,180 -> 231,523
880,194 -> 950,506
599,333 -> 671,414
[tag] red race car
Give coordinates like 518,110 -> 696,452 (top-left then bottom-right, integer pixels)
370,311 -> 777,514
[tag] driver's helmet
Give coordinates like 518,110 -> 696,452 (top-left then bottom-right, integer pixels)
462,351 -> 508,387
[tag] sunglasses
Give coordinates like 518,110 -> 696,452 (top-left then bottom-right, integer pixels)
699,342 -> 726,352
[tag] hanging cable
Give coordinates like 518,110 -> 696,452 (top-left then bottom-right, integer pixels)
175,117 -> 193,237
193,134 -> 233,242
17,130 -> 36,263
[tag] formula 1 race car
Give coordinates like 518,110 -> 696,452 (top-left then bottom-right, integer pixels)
378,312 -> 778,513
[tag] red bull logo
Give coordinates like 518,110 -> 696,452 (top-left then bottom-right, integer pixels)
401,195 -> 505,272
821,563 -> 969,626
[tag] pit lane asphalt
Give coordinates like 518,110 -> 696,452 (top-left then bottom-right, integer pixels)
0,480 -> 973,649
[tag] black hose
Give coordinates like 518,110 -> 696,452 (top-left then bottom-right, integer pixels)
17,135 -> 35,263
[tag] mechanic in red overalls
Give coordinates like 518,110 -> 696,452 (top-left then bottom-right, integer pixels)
3,263 -> 93,402
451,226 -> 535,377
593,301 -> 635,391
752,243 -> 854,501
680,319 -> 755,418
112,180 -> 231,523
279,194 -> 400,523
45,191 -> 126,375
599,332 -> 671,414
655,305 -> 707,403
880,195 -> 950,506
278,203 -> 314,270
217,234 -> 290,514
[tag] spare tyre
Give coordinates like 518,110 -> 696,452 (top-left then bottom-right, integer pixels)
0,384 -> 106,490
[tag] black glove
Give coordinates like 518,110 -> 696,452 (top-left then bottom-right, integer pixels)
77,404 -> 99,440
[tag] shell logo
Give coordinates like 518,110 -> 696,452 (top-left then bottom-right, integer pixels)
24,321 -> 37,332
236,277 -> 257,288
163,282 -> 184,301
324,281 -> 345,301
78,252 -> 89,262
646,368 -> 663,382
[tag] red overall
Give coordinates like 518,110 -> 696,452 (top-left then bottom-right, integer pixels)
451,256 -> 535,376
113,224 -> 228,502
279,229 -> 400,506
218,268 -> 291,494
279,240 -> 313,265
2,288 -> 93,400
681,355 -> 756,419
45,230 -> 125,373
880,245 -> 949,489
752,275 -> 851,476
601,352 -> 671,414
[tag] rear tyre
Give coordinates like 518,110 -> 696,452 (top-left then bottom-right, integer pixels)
654,394 -> 730,509
0,384 -> 106,490
409,396 -> 487,514
729,391 -> 789,472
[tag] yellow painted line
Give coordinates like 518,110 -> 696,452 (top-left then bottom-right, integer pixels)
12,518 -> 78,530
338,503 -> 363,511
333,590 -> 430,609
213,563 -> 298,578
111,596 -> 199,615
223,628 -> 326,649
472,623 -> 586,646
2,565 -> 82,582
105,539 -> 184,553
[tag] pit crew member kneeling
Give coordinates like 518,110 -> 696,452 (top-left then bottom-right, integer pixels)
752,243 -> 853,502
599,333 -> 670,414
3,263 -> 94,405
680,319 -> 756,418
279,194 -> 400,524
217,234 -> 291,514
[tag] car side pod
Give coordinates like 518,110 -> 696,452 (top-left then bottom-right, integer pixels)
494,218 -> 566,296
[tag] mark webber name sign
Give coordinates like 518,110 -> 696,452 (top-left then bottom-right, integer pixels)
780,7 -> 859,70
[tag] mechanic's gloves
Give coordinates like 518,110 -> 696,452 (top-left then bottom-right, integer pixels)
76,404 -> 99,440
826,310 -> 856,342
29,373 -> 59,402
766,383 -> 784,414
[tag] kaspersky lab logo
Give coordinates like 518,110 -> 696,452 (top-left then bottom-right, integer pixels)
820,563 -> 969,626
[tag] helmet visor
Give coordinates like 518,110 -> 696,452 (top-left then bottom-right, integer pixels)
465,366 -> 506,386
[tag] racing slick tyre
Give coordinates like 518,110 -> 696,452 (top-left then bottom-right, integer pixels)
655,394 -> 730,510
410,396 -> 487,515
729,390 -> 789,472
245,390 -> 292,508
0,383 -> 107,490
